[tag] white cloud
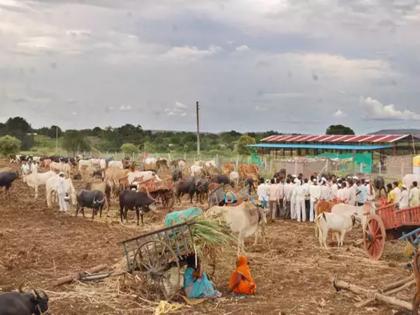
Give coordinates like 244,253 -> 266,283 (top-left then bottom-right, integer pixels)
65,29 -> 92,37
255,105 -> 269,112
333,109 -> 346,118
162,45 -> 222,61
361,97 -> 420,120
119,105 -> 132,111
164,102 -> 188,116
235,45 -> 250,52
175,101 -> 187,109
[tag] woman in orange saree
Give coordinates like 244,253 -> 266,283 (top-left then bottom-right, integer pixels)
228,256 -> 256,295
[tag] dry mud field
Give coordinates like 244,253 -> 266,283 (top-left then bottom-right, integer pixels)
0,161 -> 415,314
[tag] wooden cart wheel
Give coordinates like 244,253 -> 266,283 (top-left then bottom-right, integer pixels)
134,240 -> 181,300
363,214 -> 386,260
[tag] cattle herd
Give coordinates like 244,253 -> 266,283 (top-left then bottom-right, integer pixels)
2,153 -> 420,313
1,154 -> 261,226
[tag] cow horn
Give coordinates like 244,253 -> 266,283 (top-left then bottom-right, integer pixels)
150,206 -> 160,214
33,289 -> 40,298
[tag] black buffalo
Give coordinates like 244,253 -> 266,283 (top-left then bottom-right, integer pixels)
76,190 -> 107,220
211,175 -> 233,187
119,190 -> 156,225
374,176 -> 387,197
172,168 -> 183,182
0,171 -> 18,195
195,178 -> 209,204
175,177 -> 197,204
0,289 -> 48,315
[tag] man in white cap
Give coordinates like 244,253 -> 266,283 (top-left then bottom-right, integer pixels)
57,172 -> 68,212
399,185 -> 409,209
309,178 -> 321,222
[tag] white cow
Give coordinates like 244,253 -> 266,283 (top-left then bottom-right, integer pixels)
331,202 -> 376,234
190,165 -> 203,177
206,202 -> 266,255
127,171 -> 161,185
78,159 -> 92,172
91,158 -> 106,170
108,160 -> 123,169
23,166 -> 56,199
50,162 -> 71,176
45,175 -> 77,208
315,212 -> 359,249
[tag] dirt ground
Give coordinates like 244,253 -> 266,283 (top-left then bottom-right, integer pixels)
0,161 -> 415,315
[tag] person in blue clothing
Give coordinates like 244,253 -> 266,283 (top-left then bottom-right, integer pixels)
183,254 -> 221,299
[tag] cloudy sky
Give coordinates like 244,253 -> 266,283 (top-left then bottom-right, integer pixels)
1,0 -> 420,134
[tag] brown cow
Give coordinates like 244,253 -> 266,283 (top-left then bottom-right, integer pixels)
222,162 -> 235,175
238,164 -> 259,181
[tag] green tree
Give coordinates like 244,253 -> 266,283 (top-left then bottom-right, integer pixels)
121,143 -> 139,156
0,135 -> 21,156
326,125 -> 355,135
237,135 -> 256,155
62,131 -> 90,155
2,116 -> 34,150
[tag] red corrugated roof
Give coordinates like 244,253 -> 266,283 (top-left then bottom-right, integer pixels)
260,134 -> 412,144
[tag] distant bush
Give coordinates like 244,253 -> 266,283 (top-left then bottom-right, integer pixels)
121,143 -> 139,156
0,135 -> 21,156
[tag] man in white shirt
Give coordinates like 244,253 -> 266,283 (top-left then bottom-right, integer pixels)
409,181 -> 420,207
330,179 -> 338,200
399,185 -> 409,209
347,180 -> 357,206
320,179 -> 331,201
275,179 -> 285,219
283,178 -> 292,219
257,179 -> 269,209
392,182 -> 402,206
295,179 -> 306,222
302,178 -> 311,220
290,179 -> 298,220
309,179 -> 321,222
366,179 -> 375,201
268,179 -> 279,221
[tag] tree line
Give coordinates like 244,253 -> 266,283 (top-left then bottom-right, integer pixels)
0,117 -> 355,157
0,117 -> 280,156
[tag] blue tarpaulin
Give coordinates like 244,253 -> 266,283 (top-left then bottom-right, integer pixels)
164,207 -> 203,227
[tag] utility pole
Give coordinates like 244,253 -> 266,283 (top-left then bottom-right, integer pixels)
196,101 -> 200,157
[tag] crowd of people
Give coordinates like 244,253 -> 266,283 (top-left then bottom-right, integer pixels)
254,173 -> 420,223
386,181 -> 420,209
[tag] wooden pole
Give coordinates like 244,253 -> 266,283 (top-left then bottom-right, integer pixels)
52,264 -> 108,287
196,101 -> 200,157
333,278 -> 413,311
355,276 -> 414,308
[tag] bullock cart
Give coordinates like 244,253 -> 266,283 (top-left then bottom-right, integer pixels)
363,204 -> 420,260
121,222 -> 195,300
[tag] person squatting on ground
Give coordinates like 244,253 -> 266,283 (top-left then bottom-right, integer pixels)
228,256 -> 256,295
183,254 -> 221,299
